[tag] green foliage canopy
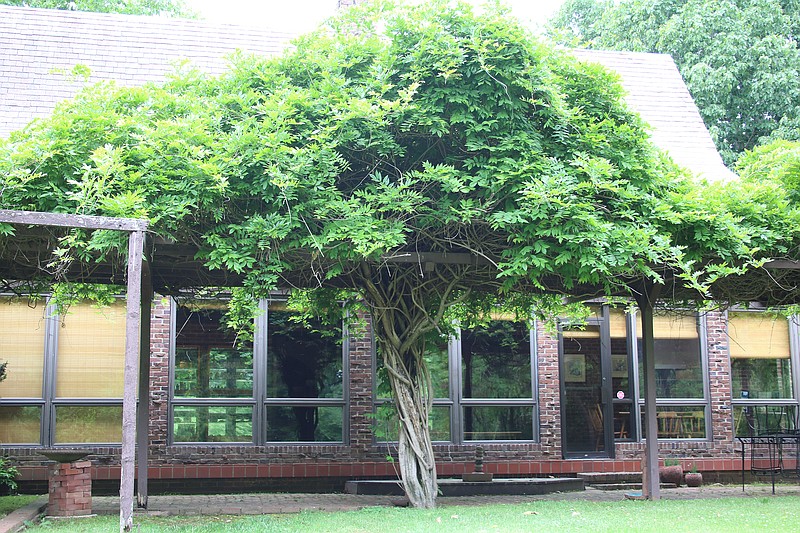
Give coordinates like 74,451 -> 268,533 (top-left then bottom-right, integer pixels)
548,0 -> 800,165
0,0 -> 795,314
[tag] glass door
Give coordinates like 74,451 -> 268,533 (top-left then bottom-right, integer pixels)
560,317 -> 614,458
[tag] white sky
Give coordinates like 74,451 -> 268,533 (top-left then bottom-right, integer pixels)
188,0 -> 566,35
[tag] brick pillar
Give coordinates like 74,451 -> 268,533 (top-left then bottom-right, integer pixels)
148,297 -> 172,454
48,461 -> 92,517
706,311 -> 735,450
348,311 -> 375,455
536,322 -> 562,456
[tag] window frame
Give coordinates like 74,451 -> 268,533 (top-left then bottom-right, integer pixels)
373,319 -> 539,445
631,310 -> 711,441
168,297 -> 349,446
0,296 -> 126,447
728,310 -> 800,437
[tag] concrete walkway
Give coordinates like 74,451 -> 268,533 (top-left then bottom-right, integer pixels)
88,484 -> 800,516
3,484 -> 800,532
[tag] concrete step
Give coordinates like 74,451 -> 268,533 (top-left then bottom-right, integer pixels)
345,477 -> 585,497
592,482 -> 678,491
577,472 -> 642,484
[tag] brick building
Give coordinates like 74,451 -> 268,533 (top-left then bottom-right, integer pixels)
0,6 -> 795,492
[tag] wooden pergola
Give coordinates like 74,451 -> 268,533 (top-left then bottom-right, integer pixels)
2,208 -> 799,531
0,209 -> 148,532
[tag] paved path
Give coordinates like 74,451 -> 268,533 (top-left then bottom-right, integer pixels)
87,484 -> 800,517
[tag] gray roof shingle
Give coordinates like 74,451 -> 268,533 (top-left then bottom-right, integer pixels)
0,5 -> 733,181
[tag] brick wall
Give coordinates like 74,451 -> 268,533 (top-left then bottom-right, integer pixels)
4,304 -> 754,491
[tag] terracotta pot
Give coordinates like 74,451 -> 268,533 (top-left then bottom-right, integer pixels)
659,465 -> 683,486
685,472 -> 703,487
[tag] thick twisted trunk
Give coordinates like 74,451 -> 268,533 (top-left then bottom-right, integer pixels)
382,342 -> 437,508
355,261 -> 472,508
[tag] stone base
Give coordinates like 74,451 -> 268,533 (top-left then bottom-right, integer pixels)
462,472 -> 494,482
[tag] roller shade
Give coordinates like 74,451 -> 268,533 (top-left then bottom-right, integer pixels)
56,301 -> 127,398
729,313 -> 790,359
0,298 -> 46,398
636,313 -> 698,339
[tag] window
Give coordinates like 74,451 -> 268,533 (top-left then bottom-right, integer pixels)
170,299 -> 345,444
636,311 -> 707,440
729,312 -> 798,437
374,317 -> 537,443
0,297 -> 126,445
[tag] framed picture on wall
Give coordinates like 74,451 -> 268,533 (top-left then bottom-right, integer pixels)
612,354 -> 628,378
563,353 -> 586,383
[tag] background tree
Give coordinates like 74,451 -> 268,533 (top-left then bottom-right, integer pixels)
0,0 -> 194,17
548,0 -> 800,165
1,0 -> 797,508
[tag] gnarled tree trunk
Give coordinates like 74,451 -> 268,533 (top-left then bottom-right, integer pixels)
380,339 -> 437,508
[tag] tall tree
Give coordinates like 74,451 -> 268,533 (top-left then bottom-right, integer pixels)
1,0 -> 796,508
548,0 -> 800,165
0,0 -> 194,17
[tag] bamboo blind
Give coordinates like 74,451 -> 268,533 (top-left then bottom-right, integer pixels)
0,298 -> 46,397
56,301 -> 127,398
636,313 -> 698,339
728,313 -> 790,359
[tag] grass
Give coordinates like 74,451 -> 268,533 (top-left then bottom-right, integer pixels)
21,496 -> 800,532
0,494 -> 39,517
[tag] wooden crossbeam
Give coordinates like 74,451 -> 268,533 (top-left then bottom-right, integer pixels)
0,209 -> 147,232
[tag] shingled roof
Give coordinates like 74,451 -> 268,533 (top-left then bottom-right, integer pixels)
0,5 -> 733,181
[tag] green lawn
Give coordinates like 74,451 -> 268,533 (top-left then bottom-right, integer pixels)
0,494 -> 39,517
22,496 -> 800,532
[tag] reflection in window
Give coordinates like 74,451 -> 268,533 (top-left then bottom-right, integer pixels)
266,406 -> 343,442
462,319 -> 534,441
265,302 -> 344,442
461,321 -> 531,399
55,405 -> 122,444
374,405 -> 451,442
174,304 -> 253,399
463,406 -> 533,441
173,405 -> 253,443
267,305 -> 342,399
637,313 -> 703,399
0,406 -> 41,443
729,313 -> 793,400
733,405 -> 797,437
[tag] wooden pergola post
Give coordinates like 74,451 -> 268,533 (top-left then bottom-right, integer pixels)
136,251 -> 152,510
636,283 -> 662,500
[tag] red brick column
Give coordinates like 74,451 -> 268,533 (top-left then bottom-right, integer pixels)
536,323 -> 562,457
48,461 -> 92,517
349,311 -> 375,455
706,311 -> 735,450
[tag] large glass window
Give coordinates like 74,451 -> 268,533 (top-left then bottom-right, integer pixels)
729,313 -> 793,400
374,318 -> 536,443
636,311 -> 707,439
461,319 -> 535,441
0,297 -> 126,446
170,299 -> 345,444
729,312 -> 798,437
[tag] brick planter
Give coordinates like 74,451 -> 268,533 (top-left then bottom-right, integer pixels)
48,461 -> 92,517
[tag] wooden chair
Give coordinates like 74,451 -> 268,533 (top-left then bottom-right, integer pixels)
657,411 -> 683,439
588,404 -> 604,450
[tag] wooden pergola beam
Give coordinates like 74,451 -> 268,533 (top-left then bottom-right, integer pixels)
0,209 -> 148,232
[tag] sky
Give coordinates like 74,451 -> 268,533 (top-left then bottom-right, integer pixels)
187,0 -> 567,35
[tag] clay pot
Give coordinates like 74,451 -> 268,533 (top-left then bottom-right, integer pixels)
659,465 -> 683,486
685,472 -> 703,487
